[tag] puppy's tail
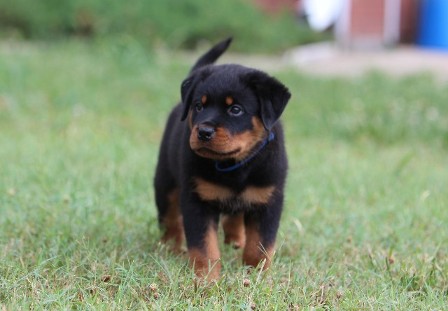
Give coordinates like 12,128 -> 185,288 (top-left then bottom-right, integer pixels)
189,37 -> 232,73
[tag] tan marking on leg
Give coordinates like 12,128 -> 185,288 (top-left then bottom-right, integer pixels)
222,213 -> 246,249
188,222 -> 221,281
240,186 -> 275,205
161,189 -> 184,252
243,222 -> 275,270
194,177 -> 234,202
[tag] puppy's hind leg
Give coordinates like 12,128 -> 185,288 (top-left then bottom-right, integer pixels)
222,213 -> 246,249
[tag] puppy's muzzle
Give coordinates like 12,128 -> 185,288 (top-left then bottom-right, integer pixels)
197,125 -> 215,142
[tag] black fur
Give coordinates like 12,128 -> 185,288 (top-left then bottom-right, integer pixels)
154,38 -> 291,279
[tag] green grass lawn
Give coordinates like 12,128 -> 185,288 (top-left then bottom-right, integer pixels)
1,40 -> 447,309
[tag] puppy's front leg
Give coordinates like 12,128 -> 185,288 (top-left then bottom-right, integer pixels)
243,193 -> 283,270
181,190 -> 221,280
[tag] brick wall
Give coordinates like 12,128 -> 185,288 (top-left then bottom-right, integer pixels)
350,0 -> 385,39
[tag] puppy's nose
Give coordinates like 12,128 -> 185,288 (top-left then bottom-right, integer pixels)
197,125 -> 215,142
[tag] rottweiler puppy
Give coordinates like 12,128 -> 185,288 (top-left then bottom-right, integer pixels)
154,38 -> 291,280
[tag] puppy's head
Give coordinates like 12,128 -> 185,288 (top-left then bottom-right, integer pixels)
180,64 -> 290,161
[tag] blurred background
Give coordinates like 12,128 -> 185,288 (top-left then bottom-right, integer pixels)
0,0 -> 326,52
1,0 -> 448,78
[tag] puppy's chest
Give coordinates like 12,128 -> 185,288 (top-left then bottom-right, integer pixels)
193,177 -> 276,209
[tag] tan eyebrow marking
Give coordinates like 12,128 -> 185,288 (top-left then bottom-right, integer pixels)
225,96 -> 233,105
201,95 -> 207,104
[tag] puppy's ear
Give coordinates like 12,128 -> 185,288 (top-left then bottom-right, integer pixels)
180,77 -> 195,121
242,71 -> 291,130
180,69 -> 210,121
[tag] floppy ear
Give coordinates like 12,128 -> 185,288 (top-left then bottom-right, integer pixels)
243,71 -> 291,130
180,76 -> 197,121
180,69 -> 211,121
180,77 -> 194,121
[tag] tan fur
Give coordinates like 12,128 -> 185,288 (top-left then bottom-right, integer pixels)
241,186 -> 275,205
195,178 -> 275,205
189,117 -> 266,161
188,222 -> 221,281
222,213 -> 246,248
243,222 -> 275,270
224,116 -> 266,161
161,189 -> 184,252
194,178 -> 234,202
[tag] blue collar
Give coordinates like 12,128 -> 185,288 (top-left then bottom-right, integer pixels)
214,132 -> 275,173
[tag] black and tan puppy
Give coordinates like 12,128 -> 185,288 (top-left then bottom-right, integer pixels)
154,38 -> 291,280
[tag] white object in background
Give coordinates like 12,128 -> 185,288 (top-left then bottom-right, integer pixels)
303,0 -> 345,31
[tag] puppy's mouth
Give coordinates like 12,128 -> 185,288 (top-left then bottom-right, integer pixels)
189,120 -> 267,161
193,147 -> 241,160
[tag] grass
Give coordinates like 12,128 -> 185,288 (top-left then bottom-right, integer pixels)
0,39 -> 447,309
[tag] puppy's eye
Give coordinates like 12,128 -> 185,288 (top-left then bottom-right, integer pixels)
227,105 -> 244,116
195,102 -> 204,112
